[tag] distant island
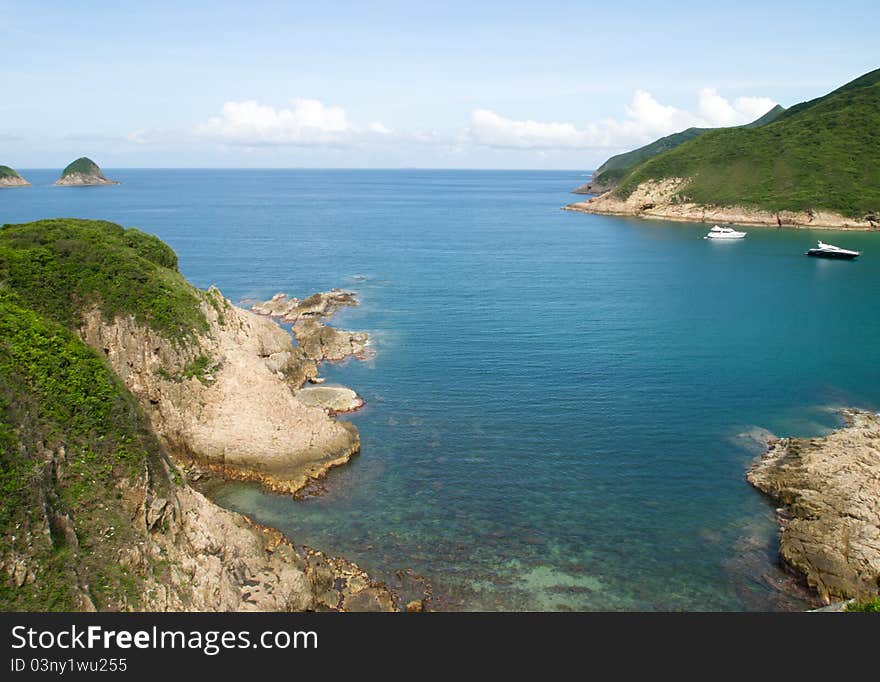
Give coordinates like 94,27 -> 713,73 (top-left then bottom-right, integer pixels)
566,69 -> 880,229
54,157 -> 119,186
0,165 -> 30,188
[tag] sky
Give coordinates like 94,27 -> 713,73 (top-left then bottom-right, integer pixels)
1,0 -> 877,169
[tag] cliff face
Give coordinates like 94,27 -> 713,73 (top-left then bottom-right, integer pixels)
0,219 -> 400,612
79,287 -> 362,496
121,475 -> 395,611
748,411 -> 880,604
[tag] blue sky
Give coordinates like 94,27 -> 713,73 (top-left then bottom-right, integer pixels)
1,0 -> 877,168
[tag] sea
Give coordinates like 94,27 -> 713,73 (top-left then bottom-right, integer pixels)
4,168 -> 879,610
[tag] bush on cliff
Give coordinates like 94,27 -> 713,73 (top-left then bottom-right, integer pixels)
0,218 -> 205,341
0,294 -> 174,610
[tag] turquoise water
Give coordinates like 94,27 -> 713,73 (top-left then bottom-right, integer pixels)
4,169 -> 880,610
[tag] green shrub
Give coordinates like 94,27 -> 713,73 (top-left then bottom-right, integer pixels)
0,218 -> 206,342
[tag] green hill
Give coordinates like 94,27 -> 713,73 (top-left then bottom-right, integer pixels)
574,128 -> 709,193
0,165 -> 21,179
574,105 -> 785,194
0,219 -> 203,609
0,219 -> 205,341
59,157 -> 101,178
612,69 -> 880,218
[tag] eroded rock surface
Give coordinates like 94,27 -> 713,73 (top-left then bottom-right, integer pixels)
747,410 -> 880,603
252,289 -> 371,362
565,179 -> 878,230
297,386 -> 364,413
79,286 -> 358,495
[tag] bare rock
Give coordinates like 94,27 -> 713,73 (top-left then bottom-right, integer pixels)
747,410 -> 880,603
78,286 -> 355,495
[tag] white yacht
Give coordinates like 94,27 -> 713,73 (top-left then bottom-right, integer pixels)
704,225 -> 747,240
805,241 -> 861,260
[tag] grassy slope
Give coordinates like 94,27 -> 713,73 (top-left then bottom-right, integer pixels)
0,219 -> 210,609
613,70 -> 880,217
60,157 -> 102,178
0,294 -> 176,610
0,219 -> 206,341
0,165 -> 22,179
588,105 -> 786,189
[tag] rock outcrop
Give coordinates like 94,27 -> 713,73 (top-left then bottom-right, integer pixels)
127,476 -> 396,611
79,286 -> 360,496
252,289 -> 371,362
571,176 -> 618,196
747,410 -> 880,603
0,165 -> 30,187
55,157 -> 119,186
296,385 -> 364,413
564,179 -> 879,230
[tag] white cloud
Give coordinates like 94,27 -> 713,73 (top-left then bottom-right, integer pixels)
468,88 -> 777,151
195,98 -> 390,146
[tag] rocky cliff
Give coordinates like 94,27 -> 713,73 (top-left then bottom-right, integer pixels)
80,287 -> 364,496
748,410 -> 880,604
0,218 -> 402,611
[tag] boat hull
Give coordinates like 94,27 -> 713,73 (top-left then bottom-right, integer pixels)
806,249 -> 859,260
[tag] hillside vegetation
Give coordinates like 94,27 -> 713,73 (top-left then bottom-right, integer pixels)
0,165 -> 22,179
59,157 -> 102,178
0,219 -> 206,341
0,219 -> 202,609
0,294 -> 174,610
613,69 -> 880,217
577,105 -> 785,193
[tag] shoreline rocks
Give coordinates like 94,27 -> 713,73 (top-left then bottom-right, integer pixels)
296,385 -> 365,413
747,410 -> 880,604
252,289 -> 371,362
79,286 -> 362,496
564,178 -> 879,230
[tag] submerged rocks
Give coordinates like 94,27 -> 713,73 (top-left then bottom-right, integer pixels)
55,157 -> 119,186
747,410 -> 880,604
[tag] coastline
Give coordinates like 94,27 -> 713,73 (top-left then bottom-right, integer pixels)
79,286 -> 370,498
564,179 -> 879,231
747,410 -> 880,605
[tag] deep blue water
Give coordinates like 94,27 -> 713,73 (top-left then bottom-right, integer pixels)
4,169 -> 880,610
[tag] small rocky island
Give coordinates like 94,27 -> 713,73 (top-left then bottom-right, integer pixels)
0,165 -> 30,187
54,157 -> 119,186
748,410 -> 880,605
